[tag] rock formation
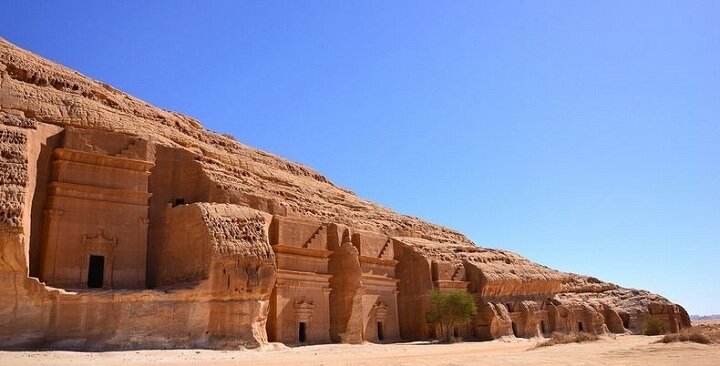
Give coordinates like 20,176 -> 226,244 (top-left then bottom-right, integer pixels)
0,37 -> 690,350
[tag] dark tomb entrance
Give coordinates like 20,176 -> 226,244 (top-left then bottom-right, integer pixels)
377,322 -> 384,341
578,322 -> 584,332
540,320 -> 546,335
88,255 -> 104,288
298,322 -> 307,343
621,314 -> 630,329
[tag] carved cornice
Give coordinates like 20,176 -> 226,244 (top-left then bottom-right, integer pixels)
53,148 -> 154,171
360,274 -> 400,289
48,182 -> 151,207
272,244 -> 331,258
359,255 -> 398,266
276,269 -> 332,284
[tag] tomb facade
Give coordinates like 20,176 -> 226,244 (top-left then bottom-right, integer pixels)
267,216 -> 332,344
39,128 -> 152,289
0,38 -> 692,350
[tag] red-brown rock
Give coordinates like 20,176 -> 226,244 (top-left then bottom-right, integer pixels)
0,38 -> 689,350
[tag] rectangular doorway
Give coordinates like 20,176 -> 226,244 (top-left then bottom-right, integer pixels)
87,255 -> 104,288
298,322 -> 307,343
377,322 -> 384,341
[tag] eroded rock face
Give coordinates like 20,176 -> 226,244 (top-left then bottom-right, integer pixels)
0,37 -> 689,350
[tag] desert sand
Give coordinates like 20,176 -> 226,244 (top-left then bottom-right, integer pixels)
1,335 -> 718,366
694,318 -> 720,327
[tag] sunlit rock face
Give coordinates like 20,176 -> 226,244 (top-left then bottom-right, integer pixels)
0,38 -> 689,350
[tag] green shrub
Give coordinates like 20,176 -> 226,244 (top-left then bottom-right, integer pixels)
644,317 -> 667,335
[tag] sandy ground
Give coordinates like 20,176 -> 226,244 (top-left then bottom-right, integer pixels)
1,335 -> 719,366
694,318 -> 720,326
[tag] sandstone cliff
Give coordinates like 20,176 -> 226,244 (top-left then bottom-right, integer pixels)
0,37 -> 689,350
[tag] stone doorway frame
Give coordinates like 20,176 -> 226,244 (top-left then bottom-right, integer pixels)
294,297 -> 315,343
79,230 -> 117,289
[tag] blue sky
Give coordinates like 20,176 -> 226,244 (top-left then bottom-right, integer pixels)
1,1 -> 718,314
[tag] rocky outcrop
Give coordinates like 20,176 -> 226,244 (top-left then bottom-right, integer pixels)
0,37 -> 689,350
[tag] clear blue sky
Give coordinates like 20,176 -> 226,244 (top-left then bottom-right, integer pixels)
2,1 -> 718,315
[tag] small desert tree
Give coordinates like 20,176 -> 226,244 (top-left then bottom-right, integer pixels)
426,290 -> 477,342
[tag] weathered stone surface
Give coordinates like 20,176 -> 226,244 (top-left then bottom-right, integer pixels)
0,37 -> 689,350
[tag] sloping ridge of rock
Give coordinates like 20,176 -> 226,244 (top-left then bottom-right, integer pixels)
0,37 -> 689,350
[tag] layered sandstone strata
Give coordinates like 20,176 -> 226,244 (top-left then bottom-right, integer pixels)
0,38 -> 689,350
